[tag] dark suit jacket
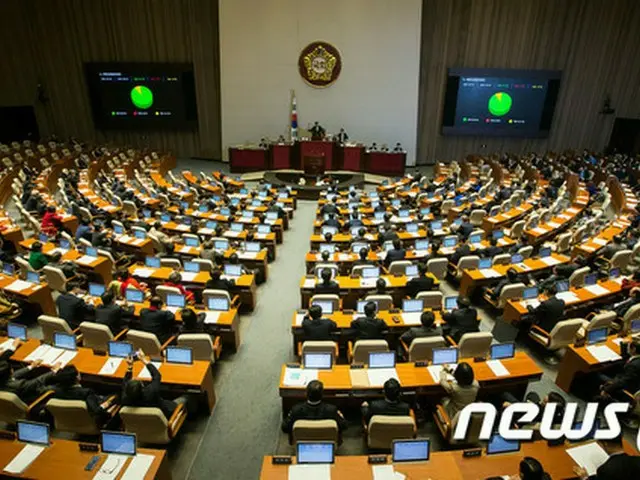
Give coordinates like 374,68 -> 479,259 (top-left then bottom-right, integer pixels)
301,317 -> 338,341
459,222 -> 474,239
443,307 -> 479,342
350,316 -> 387,340
592,452 -> 640,480
323,219 -> 340,228
95,304 -> 133,335
281,401 -> 347,433
362,399 -> 411,423
51,384 -> 106,419
121,363 -> 176,419
205,278 -> 236,292
56,294 -> 94,329
406,275 -> 435,297
603,356 -> 640,395
483,246 -> 502,258
139,308 -> 175,344
400,325 -> 443,346
384,248 -> 406,267
314,281 -> 340,295
531,297 -> 565,333
451,245 -> 472,265
602,243 -> 624,260
320,204 -> 339,215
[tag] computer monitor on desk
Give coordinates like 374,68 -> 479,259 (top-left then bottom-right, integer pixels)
555,281 -> 569,293
402,299 -> 423,313
53,332 -> 76,351
444,296 -> 458,311
486,434 -> 520,455
311,300 -> 334,315
587,327 -> 608,345
479,258 -> 492,269
432,348 -> 458,366
406,223 -> 418,233
493,230 -> 504,240
631,320 -> 640,334
369,351 -> 395,369
392,439 -> 430,463
443,237 -> 457,248
146,256 -> 161,268
303,352 -> 332,370
584,273 -> 597,286
523,286 -> 538,300
362,267 -> 380,279
319,243 -> 336,254
469,234 -> 482,245
490,343 -> 515,360
405,264 -> 418,277
101,431 -> 136,456
185,237 -> 200,247
17,421 -> 50,446
167,294 -> 186,309
184,261 -> 200,273
26,271 -> 40,284
296,442 -> 335,464
166,346 -> 193,365
3,263 -> 14,276
415,240 -> 429,251
7,322 -> 27,341
224,264 -> 242,277
108,341 -> 133,358
539,247 -> 551,258
89,283 -> 106,297
208,297 -> 230,311
125,289 -> 144,303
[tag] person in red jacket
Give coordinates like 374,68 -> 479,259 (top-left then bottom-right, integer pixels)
41,206 -> 62,236
117,269 -> 147,298
163,272 -> 195,304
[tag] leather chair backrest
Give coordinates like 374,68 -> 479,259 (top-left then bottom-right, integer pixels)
367,415 -> 415,450
120,406 -> 170,444
353,340 -> 389,364
46,399 -> 99,435
408,336 -> 446,362
292,419 -> 339,445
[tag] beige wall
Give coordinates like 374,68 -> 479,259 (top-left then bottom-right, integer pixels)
219,0 -> 422,164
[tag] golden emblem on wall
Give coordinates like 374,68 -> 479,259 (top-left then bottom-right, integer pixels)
298,41 -> 342,88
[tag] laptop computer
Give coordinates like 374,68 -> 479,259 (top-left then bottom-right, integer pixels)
586,327 -> 608,345
486,434 -> 520,455
224,264 -> 242,277
555,281 -> 569,293
523,286 -> 538,300
165,346 -> 193,365
108,341 -> 133,358
185,237 -> 200,247
405,264 -> 419,277
311,300 -> 334,315
584,273 -> 597,286
7,322 -> 27,341
53,332 -> 76,351
26,271 -> 40,284
539,247 -> 551,258
101,431 -> 136,456
296,442 -> 335,464
432,348 -> 458,366
490,343 -> 515,360
125,289 -> 144,303
415,240 -> 429,251
479,258 -> 492,269
368,351 -> 395,368
303,352 -> 333,370
167,294 -> 186,309
17,421 -> 50,446
443,237 -> 457,248
362,267 -> 380,279
392,439 -> 430,463
146,257 -> 161,268
85,247 -> 98,257
444,296 -> 458,311
89,283 -> 106,297
208,297 -> 230,311
402,299 -> 423,313
184,261 -> 200,273
469,234 -> 482,244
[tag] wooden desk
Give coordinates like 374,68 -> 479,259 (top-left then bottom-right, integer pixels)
523,189 -> 589,245
279,352 -> 542,411
459,253 -> 571,298
19,239 -> 113,284
229,146 -> 269,173
0,437 -> 170,480
572,218 -> 631,258
260,439 -> 624,480
555,335 -> 625,393
503,277 -> 627,323
482,200 -> 536,232
0,273 -> 56,316
8,338 -> 217,414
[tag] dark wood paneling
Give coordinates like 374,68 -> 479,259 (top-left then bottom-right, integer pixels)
0,0 -> 221,159
417,0 -> 640,164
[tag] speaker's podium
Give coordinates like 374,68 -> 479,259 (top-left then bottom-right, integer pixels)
303,155 -> 325,176
299,140 -> 334,171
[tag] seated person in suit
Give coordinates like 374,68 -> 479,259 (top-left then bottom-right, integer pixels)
381,225 -> 399,243
323,213 -> 340,228
48,251 -> 79,279
350,301 -> 387,340
353,247 -> 371,267
179,308 -> 206,334
139,296 -> 176,344
159,242 -> 181,260
149,221 -> 172,246
121,350 -> 188,419
117,269 -> 148,298
457,215 -> 474,240
205,269 -> 235,292
0,345 -> 58,403
90,223 -> 111,249
95,291 -> 133,335
374,278 -> 387,295
361,378 -> 410,423
56,281 -> 95,329
320,199 -> 338,216
440,362 -> 479,419
301,304 -> 337,341
600,235 -> 625,260
574,434 -> 640,480
406,262 -> 435,297
400,311 -> 443,347
163,272 -> 195,304
598,337 -> 640,402
526,285 -> 565,333
49,365 -> 111,424
281,380 -> 347,434
486,268 -> 519,300
483,237 -> 502,258
28,241 -> 48,271
442,296 -> 478,342
319,250 -> 332,263
450,240 -> 472,265
352,227 -> 368,243
314,268 -> 340,295
384,239 -> 406,267
611,287 -> 640,317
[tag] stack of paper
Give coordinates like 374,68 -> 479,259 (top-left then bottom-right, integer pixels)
76,255 -> 97,264
586,345 -> 621,363
99,357 -> 123,375
120,454 -> 155,480
486,360 -> 510,377
288,464 -> 331,480
479,269 -> 501,278
283,368 -> 318,387
41,347 -> 65,366
137,362 -> 162,380
198,228 -> 214,235
0,339 -> 16,352
360,278 -> 378,288
427,365 -> 454,383
533,227 -> 548,235
5,280 -> 32,293
593,238 -> 608,246
24,344 -> 52,363
584,284 -> 610,296
303,278 -> 316,289
3,444 -> 46,474
401,312 -> 422,325
132,268 -> 155,278
556,292 -> 579,303
93,454 -> 128,480
240,252 -> 258,259
294,314 -> 306,326
566,442 -> 609,476
541,256 -> 560,266
367,368 -> 399,386
203,311 -> 221,324
166,306 -> 180,314
175,225 -> 190,231
338,253 -> 351,261
55,350 -> 77,368
180,272 -> 198,282
521,299 -> 541,309
372,465 -> 406,480
547,221 -> 561,228
132,239 -> 145,246
414,249 -> 429,257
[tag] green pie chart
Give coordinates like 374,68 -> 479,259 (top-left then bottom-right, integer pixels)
488,91 -> 512,116
130,85 -> 154,110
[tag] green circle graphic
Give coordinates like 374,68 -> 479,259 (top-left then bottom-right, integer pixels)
488,92 -> 512,116
130,85 -> 154,110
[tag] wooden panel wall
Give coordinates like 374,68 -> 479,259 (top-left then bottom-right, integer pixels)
417,0 -> 640,164
0,0 -> 221,159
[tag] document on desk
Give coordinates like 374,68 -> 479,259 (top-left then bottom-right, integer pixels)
547,221 -> 561,228
41,347 -> 65,366
239,252 -> 258,259
24,344 -> 52,363
486,360 -> 510,377
283,368 -> 318,387
337,253 -> 351,261
593,238 -> 608,246
100,357 -> 124,375
367,368 -> 399,387
203,311 -> 221,324
427,365 -> 454,383
288,464 -> 331,480
294,313 -> 306,326
532,227 -> 548,235
372,465 -> 406,480
5,280 -> 32,292
302,278 -> 316,289
55,350 -> 77,368
93,454 -> 129,480
180,272 -> 198,282
3,444 -> 46,474
556,292 -> 579,303
76,255 -> 98,264
584,284 -> 610,296
132,268 -> 155,278
0,339 -> 16,352
540,256 -> 560,266
166,306 -> 180,314
479,269 -> 501,278
586,345 -> 622,363
137,362 -> 162,380
360,278 -> 378,288
413,249 -> 429,257
120,454 -> 155,480
566,442 -> 609,476
175,225 -> 190,231
401,312 -> 422,325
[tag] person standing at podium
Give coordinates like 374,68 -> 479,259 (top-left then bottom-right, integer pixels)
335,128 -> 349,144
309,121 -> 326,140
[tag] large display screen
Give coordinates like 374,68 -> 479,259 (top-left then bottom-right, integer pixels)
441,68 -> 561,137
85,63 -> 198,129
